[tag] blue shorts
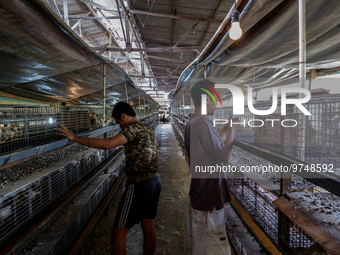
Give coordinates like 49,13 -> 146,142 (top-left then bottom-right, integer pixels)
113,176 -> 161,229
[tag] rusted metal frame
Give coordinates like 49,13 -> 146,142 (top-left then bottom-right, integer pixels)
129,9 -> 223,23
118,0 -> 155,84
200,0 -> 248,61
160,79 -> 174,90
67,15 -> 119,20
115,0 -> 127,45
52,0 -> 62,18
125,7 -> 131,50
82,2 -> 119,47
98,47 -> 108,55
79,0 -> 118,12
147,54 -> 190,64
150,65 -> 185,71
191,0 -> 225,60
63,0 -> 69,25
170,0 -> 176,59
173,19 -> 201,47
92,46 -> 204,52
199,0 -> 225,47
110,56 -> 140,60
274,196 -> 340,254
69,10 -> 89,15
71,11 -> 91,30
141,53 -> 145,76
141,40 -> 195,47
165,63 -> 184,79
130,75 -> 179,79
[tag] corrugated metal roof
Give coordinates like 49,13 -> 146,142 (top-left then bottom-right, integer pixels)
0,0 -> 156,107
173,0 -> 340,99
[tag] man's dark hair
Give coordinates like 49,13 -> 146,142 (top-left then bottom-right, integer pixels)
190,78 -> 215,107
112,101 -> 136,120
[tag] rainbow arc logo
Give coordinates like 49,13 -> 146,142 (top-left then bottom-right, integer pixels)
199,83 -> 223,106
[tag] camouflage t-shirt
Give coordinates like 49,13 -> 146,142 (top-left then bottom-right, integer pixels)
120,121 -> 159,185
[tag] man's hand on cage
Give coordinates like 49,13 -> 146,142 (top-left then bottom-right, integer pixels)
55,124 -> 76,141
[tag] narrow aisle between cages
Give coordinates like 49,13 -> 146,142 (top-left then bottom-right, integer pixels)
78,123 -> 190,255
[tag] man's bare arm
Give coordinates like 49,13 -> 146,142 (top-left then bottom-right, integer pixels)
55,123 -> 127,149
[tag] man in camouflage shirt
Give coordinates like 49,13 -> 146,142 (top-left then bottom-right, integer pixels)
56,102 -> 161,255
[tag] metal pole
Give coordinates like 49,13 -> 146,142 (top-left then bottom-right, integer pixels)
141,53 -> 145,76
298,0 -> 306,161
125,9 -> 131,50
109,32 -> 112,60
124,82 -> 129,103
52,0 -> 62,18
139,90 -> 141,116
103,63 -> 106,127
63,0 -> 69,26
182,94 -> 185,116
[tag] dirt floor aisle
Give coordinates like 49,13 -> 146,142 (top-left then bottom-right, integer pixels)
79,123 -> 190,255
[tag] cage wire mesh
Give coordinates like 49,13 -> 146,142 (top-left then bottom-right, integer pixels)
0,144 -> 119,245
0,112 -> 158,248
211,99 -> 340,173
0,105 -> 118,156
49,155 -> 125,255
225,219 -> 248,255
170,110 -> 333,255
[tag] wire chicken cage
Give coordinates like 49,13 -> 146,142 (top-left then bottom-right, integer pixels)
0,104 -> 159,157
0,112 -> 159,249
0,105 -> 99,156
170,111 -> 336,255
212,98 -> 340,173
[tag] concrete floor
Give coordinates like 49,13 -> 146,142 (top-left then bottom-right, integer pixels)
78,123 -> 190,255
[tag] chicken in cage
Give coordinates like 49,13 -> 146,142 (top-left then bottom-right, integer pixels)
90,112 -> 101,127
0,123 -> 22,142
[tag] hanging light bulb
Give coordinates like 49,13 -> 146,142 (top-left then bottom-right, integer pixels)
229,10 -> 242,40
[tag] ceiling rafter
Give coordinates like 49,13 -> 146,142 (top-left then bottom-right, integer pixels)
92,46 -> 204,52
199,0 -> 225,46
129,9 -> 223,23
83,31 -> 108,38
146,55 -> 190,64
169,0 -> 176,59
173,19 -> 201,47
